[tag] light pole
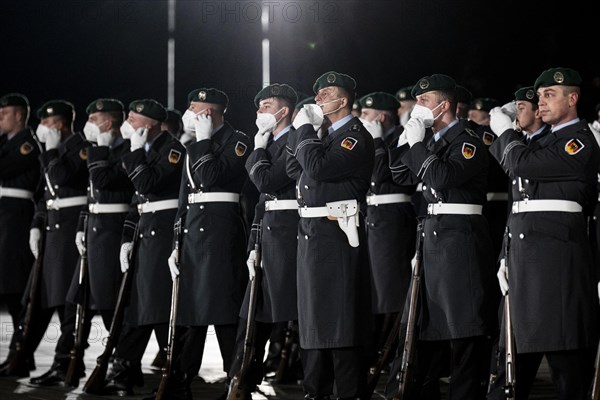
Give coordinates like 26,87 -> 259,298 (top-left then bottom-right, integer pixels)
261,2 -> 270,88
167,0 -> 176,109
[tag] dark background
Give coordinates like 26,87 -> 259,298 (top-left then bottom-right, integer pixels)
2,0 -> 598,134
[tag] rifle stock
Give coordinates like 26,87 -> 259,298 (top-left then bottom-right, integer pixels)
503,227 -> 516,399
227,220 -> 263,400
83,225 -> 138,394
65,216 -> 89,386
274,320 -> 295,383
394,219 -> 424,400
8,217 -> 46,375
366,313 -> 402,399
156,218 -> 183,400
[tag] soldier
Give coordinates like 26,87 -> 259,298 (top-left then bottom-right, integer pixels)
513,86 -> 549,144
286,71 -> 374,400
488,67 -> 599,399
292,96 -> 316,121
102,99 -> 185,395
21,100 -> 90,382
455,85 -> 472,120
159,88 -> 250,399
387,74 -> 497,399
0,93 -> 40,375
227,83 -> 300,394
162,109 -> 183,139
358,92 -> 416,363
468,97 -> 500,126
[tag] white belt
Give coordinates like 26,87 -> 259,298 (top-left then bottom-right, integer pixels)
486,192 -> 509,202
427,203 -> 483,215
46,196 -> 88,210
0,186 -> 34,200
89,203 -> 130,214
187,192 -> 239,204
137,199 -> 179,214
367,193 -> 412,206
298,206 -> 329,218
265,199 -> 298,211
511,200 -> 582,214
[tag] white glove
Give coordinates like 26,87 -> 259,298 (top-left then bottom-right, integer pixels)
489,107 -> 513,137
75,231 -> 85,256
194,114 -> 213,141
397,131 -> 408,147
497,258 -> 509,296
246,250 -> 256,279
597,281 -> 600,304
405,118 -> 426,147
130,127 -> 148,151
97,131 -> 114,147
119,242 -> 133,273
292,105 -> 324,131
29,228 -> 41,259
410,253 -> 417,273
167,249 -> 179,281
254,130 -> 271,150
179,132 -> 195,146
500,101 -> 517,122
362,119 -> 383,139
45,128 -> 61,150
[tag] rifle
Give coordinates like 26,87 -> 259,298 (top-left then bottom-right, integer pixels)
273,320 -> 296,383
228,220 -> 263,400
65,216 -> 89,386
592,338 -> 600,400
394,219 -> 424,400
156,218 -> 183,400
366,312 -> 402,399
83,225 -> 138,394
7,217 -> 46,375
503,227 -> 516,399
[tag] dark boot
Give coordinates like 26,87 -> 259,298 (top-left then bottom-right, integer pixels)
142,370 -> 193,400
29,358 -> 70,386
103,357 -> 144,396
0,351 -> 34,377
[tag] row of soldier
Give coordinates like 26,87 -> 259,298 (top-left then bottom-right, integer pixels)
0,66 -> 599,400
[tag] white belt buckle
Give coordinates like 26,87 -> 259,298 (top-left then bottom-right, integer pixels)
89,203 -> 97,213
265,200 -> 272,211
427,203 -> 435,215
137,202 -> 146,214
47,199 -> 57,210
187,193 -> 194,203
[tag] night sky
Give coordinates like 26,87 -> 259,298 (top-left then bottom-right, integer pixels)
3,0 -> 597,134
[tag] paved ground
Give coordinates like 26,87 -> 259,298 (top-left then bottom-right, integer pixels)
0,311 -> 562,399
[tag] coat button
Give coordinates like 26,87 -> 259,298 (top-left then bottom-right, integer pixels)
524,179 -> 529,183
423,185 -> 427,190
200,205 -> 204,210
93,227 -> 97,232
508,233 -> 512,238
186,205 -> 190,210
200,228 -> 204,232
304,185 -> 309,189
139,233 -> 143,238
519,233 -> 524,239
371,182 -> 375,186
151,230 -> 155,236
46,226 -> 50,231
304,235 -> 308,240
267,226 -> 271,230
55,223 -> 60,229
512,180 -> 516,185
184,229 -> 188,233
433,231 -> 437,236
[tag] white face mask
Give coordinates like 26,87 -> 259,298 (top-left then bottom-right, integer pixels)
304,103 -> 325,119
36,124 -> 54,143
592,120 -> 600,132
410,102 -> 445,128
255,107 -> 284,133
319,98 -> 344,116
83,121 -> 108,142
120,121 -> 136,139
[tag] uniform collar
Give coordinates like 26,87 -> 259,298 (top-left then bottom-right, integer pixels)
328,113 -> 353,135
551,118 -> 580,133
273,124 -> 292,142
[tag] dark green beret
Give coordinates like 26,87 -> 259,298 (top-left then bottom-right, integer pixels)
295,96 -> 316,111
36,100 -> 75,120
165,109 -> 182,123
469,97 -> 500,112
128,99 -> 167,122
85,98 -> 124,115
455,85 -> 472,104
187,88 -> 229,107
411,74 -> 456,98
534,67 -> 582,90
313,71 -> 356,94
358,92 -> 400,111
395,86 -> 414,101
254,84 -> 298,108
514,86 -> 538,104
0,93 -> 29,108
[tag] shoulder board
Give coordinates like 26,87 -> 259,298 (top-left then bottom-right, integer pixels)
465,128 -> 479,138
235,129 -> 248,138
348,124 -> 362,132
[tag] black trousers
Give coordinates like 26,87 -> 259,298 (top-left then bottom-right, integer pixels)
0,293 -> 23,332
301,346 -> 367,399
114,323 -> 168,365
487,348 -> 595,400
9,305 -> 67,361
172,324 -> 238,378
386,336 -> 490,400
228,319 -> 274,386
